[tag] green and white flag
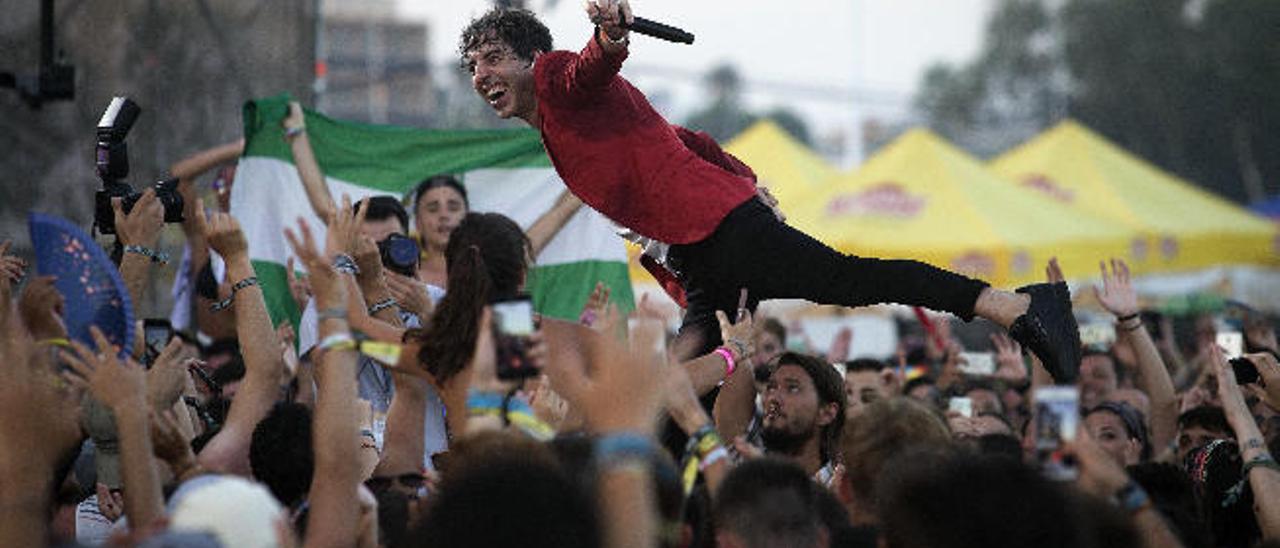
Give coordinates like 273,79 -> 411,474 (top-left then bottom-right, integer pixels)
231,95 -> 633,337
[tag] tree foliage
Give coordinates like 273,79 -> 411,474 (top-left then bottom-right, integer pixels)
915,0 -> 1280,203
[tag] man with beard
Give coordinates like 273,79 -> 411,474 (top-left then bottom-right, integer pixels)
760,353 -> 846,487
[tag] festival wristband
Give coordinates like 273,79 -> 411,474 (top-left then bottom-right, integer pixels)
332,254 -> 359,276
284,125 -> 306,139
124,244 -> 170,265
317,333 -> 356,352
466,390 -> 554,440
209,276 -> 260,312
714,347 -> 736,377
596,433 -> 656,470
368,298 -> 398,316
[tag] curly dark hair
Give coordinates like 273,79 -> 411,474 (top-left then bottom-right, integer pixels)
458,7 -> 553,70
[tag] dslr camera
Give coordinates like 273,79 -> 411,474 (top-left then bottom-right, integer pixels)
94,97 -> 184,234
378,233 -> 420,277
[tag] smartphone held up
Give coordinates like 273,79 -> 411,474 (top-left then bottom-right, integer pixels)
492,295 -> 538,380
1033,386 -> 1079,481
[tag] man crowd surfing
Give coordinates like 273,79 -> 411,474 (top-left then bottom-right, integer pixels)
3,2 -> 1280,547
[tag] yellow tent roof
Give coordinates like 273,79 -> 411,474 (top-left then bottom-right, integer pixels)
990,120 -> 1279,272
724,120 -> 837,219
789,129 -> 1137,287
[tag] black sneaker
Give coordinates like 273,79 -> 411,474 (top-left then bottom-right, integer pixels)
1008,282 -> 1082,384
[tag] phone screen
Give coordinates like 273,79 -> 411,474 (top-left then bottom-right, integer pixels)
143,319 -> 173,366
1033,386 -> 1079,481
1218,332 -> 1244,360
957,352 -> 995,376
492,297 -> 537,380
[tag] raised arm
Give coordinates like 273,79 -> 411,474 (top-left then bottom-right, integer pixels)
63,328 -> 165,533
1096,259 -> 1177,452
112,189 -> 166,308
526,190 -> 583,258
284,102 -> 339,224
193,203 -> 284,475
1214,348 -> 1280,539
284,215 -> 363,548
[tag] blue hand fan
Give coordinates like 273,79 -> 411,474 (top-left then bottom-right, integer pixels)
27,212 -> 134,356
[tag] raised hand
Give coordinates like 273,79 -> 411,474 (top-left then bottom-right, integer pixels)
990,332 -> 1027,384
146,338 -> 190,410
385,272 -> 432,318
1094,258 -> 1138,318
579,281 -> 610,327
17,275 -> 66,340
194,198 -> 249,262
0,240 -> 26,296
61,326 -> 148,411
286,257 -> 312,313
284,218 -> 345,311
826,326 -> 852,364
352,235 -> 382,283
283,101 -> 307,135
716,309 -> 756,365
113,188 -> 165,247
325,195 -> 368,260
1044,256 -> 1064,283
150,408 -> 197,477
585,0 -> 633,40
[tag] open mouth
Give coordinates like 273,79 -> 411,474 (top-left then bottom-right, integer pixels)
486,89 -> 507,108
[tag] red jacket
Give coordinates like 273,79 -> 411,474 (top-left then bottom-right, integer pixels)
534,35 -> 758,245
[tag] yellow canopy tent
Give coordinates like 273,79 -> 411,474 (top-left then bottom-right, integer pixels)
990,120 -> 1279,274
788,128 -> 1137,288
724,120 -> 837,220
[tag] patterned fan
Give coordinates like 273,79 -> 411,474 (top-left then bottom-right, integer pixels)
27,212 -> 134,356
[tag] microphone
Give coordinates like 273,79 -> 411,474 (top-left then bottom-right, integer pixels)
622,16 -> 695,44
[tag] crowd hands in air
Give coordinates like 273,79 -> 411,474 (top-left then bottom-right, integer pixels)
8,148 -> 1280,548
8,2 -> 1280,548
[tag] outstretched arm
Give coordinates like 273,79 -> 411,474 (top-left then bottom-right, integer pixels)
526,190 -> 583,258
1096,259 -> 1177,452
284,102 -> 339,224
194,204 -> 284,475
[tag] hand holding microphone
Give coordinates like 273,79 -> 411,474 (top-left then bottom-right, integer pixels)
587,0 -> 695,45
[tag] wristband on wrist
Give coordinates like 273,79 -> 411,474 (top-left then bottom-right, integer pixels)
1116,313 -> 1140,323
699,446 -> 730,471
317,333 -> 356,352
596,433 -> 656,470
368,298 -> 398,316
317,307 -> 348,322
124,244 -> 170,265
1243,454 -> 1280,476
332,254 -> 359,276
466,390 -> 554,440
37,338 -> 71,347
284,125 -> 306,139
714,347 -> 737,378
209,276 -> 260,312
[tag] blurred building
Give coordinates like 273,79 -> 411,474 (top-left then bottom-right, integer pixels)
318,0 -> 437,126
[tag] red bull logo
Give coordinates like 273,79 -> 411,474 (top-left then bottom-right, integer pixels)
951,251 -> 996,278
1021,174 -> 1076,203
825,182 -> 926,219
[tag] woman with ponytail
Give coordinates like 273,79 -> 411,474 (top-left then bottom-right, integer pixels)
412,212 -> 532,434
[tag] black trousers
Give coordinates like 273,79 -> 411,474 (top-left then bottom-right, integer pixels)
667,198 -> 990,355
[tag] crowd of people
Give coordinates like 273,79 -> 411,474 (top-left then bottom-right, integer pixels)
5,2 -> 1280,548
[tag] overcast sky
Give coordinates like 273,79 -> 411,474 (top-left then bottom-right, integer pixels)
397,0 -> 996,164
